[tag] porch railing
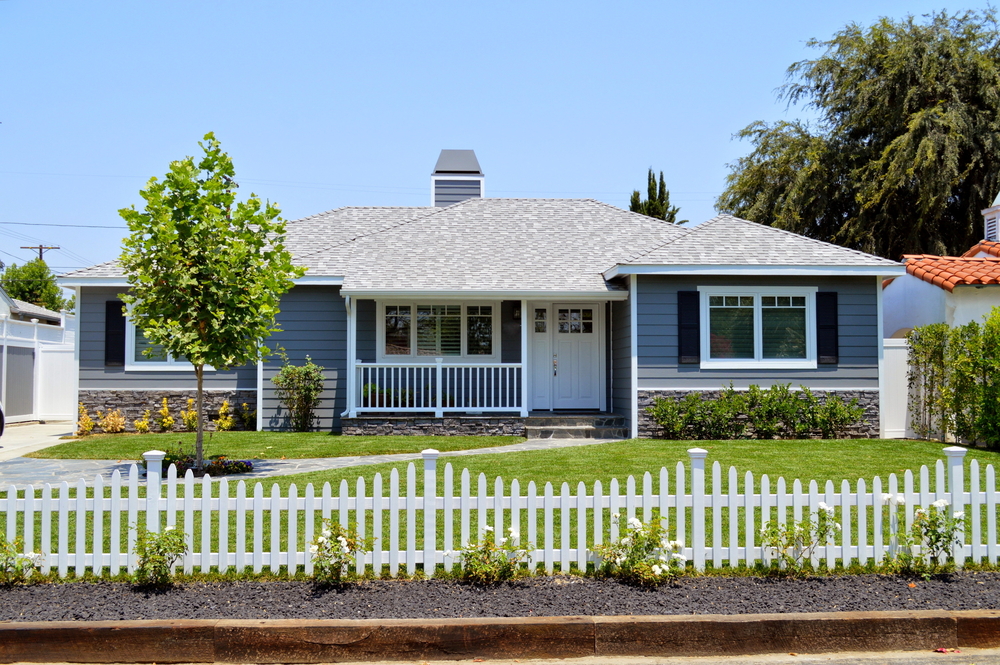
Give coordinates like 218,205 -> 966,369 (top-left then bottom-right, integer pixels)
354,360 -> 523,416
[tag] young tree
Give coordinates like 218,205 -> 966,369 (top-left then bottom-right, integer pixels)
717,10 -> 1000,259
1,259 -> 69,311
119,133 -> 305,471
629,169 -> 686,224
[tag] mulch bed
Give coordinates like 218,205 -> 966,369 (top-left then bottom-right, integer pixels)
2,573 -> 999,622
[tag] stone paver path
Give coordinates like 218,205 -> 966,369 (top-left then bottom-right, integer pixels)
0,437 -> 618,488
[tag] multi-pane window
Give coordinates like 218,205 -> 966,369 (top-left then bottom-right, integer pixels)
382,304 -> 496,358
556,308 -> 594,334
702,289 -> 814,365
127,318 -> 189,367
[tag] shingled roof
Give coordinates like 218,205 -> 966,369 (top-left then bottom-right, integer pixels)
902,254 -> 1000,291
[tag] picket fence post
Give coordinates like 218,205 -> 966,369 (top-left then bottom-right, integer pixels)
944,446 -> 967,567
688,448 -> 708,571
143,450 -> 166,533
422,449 -> 439,576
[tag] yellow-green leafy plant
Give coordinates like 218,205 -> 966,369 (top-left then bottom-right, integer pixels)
76,402 -> 95,436
760,503 -> 841,575
156,397 -> 175,432
98,408 -> 127,434
214,400 -> 235,431
309,519 -> 373,585
0,535 -> 43,585
132,525 -> 187,587
179,398 -> 198,431
451,526 -> 533,585
238,402 -> 257,431
133,410 -> 151,434
594,514 -> 685,586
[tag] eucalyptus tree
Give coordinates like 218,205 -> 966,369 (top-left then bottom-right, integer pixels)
717,10 -> 1000,258
119,133 -> 304,470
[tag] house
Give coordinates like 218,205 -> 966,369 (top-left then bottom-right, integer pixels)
882,197 -> 1000,337
58,151 -> 905,438
0,284 -> 77,423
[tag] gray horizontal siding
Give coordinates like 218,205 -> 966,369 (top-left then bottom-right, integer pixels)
356,299 -> 377,363
79,287 -> 255,391
261,286 -> 346,432
636,275 -> 879,390
611,295 -> 632,427
434,179 -> 482,207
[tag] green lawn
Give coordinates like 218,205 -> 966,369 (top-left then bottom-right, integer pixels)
26,431 -> 524,461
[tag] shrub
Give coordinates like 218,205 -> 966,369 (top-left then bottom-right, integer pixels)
0,535 -> 43,585
148,444 -> 254,477
238,402 -> 257,431
179,398 -> 198,431
310,520 -> 373,585
760,503 -> 840,574
646,395 -> 686,439
133,410 -> 151,434
451,526 -> 532,585
272,355 -> 325,432
214,400 -> 235,432
132,525 -> 187,586
814,394 -> 864,438
76,402 -> 95,436
593,514 -> 685,586
156,397 -> 175,432
910,499 -> 967,564
97,409 -> 126,434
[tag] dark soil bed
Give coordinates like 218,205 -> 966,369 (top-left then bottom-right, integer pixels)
2,573 -> 1000,622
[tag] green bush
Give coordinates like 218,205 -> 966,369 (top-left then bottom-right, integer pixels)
132,526 -> 187,586
451,526 -> 532,585
272,355 -> 325,432
594,513 -> 685,586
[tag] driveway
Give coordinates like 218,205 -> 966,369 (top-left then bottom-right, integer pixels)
0,421 -> 75,462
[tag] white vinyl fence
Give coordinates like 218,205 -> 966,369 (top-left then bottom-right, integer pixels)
1,447 -> 996,578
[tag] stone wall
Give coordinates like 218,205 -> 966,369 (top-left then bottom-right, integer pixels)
342,416 -> 526,436
78,390 -> 258,433
637,389 -> 880,439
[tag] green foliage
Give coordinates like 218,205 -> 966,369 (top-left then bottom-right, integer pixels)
647,384 -> 863,440
237,402 -> 257,432
309,520 -> 373,585
760,504 -> 841,574
451,526 -> 532,585
910,500 -> 967,564
214,400 -> 235,432
629,169 -> 686,224
132,525 -> 187,586
908,309 -> 1000,447
179,398 -> 198,432
0,258 -> 68,312
119,132 -> 304,469
0,535 -> 42,585
717,10 -> 1000,259
594,514 -> 685,586
272,355 -> 325,432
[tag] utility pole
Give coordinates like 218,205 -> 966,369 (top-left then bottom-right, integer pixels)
20,245 -> 59,261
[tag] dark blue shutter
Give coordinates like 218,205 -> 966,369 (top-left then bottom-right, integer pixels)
104,300 -> 126,366
816,292 -> 838,364
677,291 -> 700,364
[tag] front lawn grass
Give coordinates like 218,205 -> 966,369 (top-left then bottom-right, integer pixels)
26,432 -> 524,461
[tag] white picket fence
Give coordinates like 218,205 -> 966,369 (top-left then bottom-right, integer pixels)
1,446 -> 997,578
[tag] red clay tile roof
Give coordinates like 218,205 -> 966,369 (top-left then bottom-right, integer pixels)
962,240 -> 1000,258
902,254 -> 1000,292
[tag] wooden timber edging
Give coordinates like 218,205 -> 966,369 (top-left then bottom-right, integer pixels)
2,610 -> 1000,663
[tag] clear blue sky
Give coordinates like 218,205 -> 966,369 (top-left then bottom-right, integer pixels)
0,1 -> 987,279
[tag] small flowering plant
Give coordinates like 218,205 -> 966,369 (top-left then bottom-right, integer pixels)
0,535 -> 44,585
593,514 -> 686,587
451,526 -> 533,585
132,524 -> 187,587
760,502 -> 841,574
309,519 -> 374,584
911,499 -> 967,565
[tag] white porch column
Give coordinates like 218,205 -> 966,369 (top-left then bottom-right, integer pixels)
520,299 -> 528,417
345,296 -> 357,419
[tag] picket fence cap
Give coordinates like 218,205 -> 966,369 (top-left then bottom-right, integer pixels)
421,449 -> 440,460
943,446 -> 968,458
143,450 -> 167,462
687,448 -> 709,459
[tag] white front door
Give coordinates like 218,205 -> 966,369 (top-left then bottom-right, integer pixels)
529,303 -> 603,410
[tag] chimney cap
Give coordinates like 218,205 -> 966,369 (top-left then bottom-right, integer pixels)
433,150 -> 482,175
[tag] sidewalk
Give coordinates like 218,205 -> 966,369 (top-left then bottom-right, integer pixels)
0,421 -> 75,462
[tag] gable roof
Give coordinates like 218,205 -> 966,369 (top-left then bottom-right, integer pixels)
962,240 -> 1000,258
607,215 -> 902,276
902,254 -> 1000,291
10,298 -> 62,322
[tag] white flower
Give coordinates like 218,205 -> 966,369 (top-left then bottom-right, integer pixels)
881,493 -> 892,504
444,550 -> 453,557
498,537 -> 507,546
322,529 -> 333,538
668,540 -> 684,550
915,508 -> 927,517
658,554 -> 668,562
628,517 -> 642,530
341,545 -> 350,554
508,530 -> 520,541
818,501 -> 830,512
620,537 -> 631,546
954,511 -> 965,520
612,513 -> 621,520
337,535 -> 348,544
317,537 -> 327,544
309,545 -> 319,553
672,553 -> 687,562
165,525 -> 175,531
933,498 -> 950,509
483,526 -> 494,533
614,556 -> 625,565
651,564 -> 662,576
896,494 -> 905,505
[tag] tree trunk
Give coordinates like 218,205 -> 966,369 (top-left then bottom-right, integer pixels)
195,364 -> 205,472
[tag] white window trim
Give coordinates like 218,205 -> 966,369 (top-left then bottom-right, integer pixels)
124,317 -> 215,372
376,300 -> 501,362
697,286 -> 817,370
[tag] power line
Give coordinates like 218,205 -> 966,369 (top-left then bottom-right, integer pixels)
20,245 -> 60,260
0,221 -> 126,229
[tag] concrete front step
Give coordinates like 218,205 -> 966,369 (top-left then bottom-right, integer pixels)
525,414 -> 625,428
525,425 -> 629,440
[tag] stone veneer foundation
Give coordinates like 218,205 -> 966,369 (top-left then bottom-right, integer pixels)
342,415 -> 526,437
636,389 -> 880,439
78,390 -> 258,433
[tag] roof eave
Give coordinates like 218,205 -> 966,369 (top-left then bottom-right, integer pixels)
340,288 -> 628,301
605,264 -> 906,278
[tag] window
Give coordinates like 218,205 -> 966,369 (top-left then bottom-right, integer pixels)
124,317 -> 203,370
379,303 -> 497,360
698,287 -> 816,369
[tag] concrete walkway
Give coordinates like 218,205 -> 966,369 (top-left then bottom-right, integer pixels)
0,436 -> 618,488
0,421 -> 75,462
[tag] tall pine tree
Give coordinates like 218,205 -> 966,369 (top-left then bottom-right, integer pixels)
629,169 -> 686,223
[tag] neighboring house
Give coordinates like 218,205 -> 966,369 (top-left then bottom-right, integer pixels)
58,151 -> 904,438
0,285 -> 77,423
